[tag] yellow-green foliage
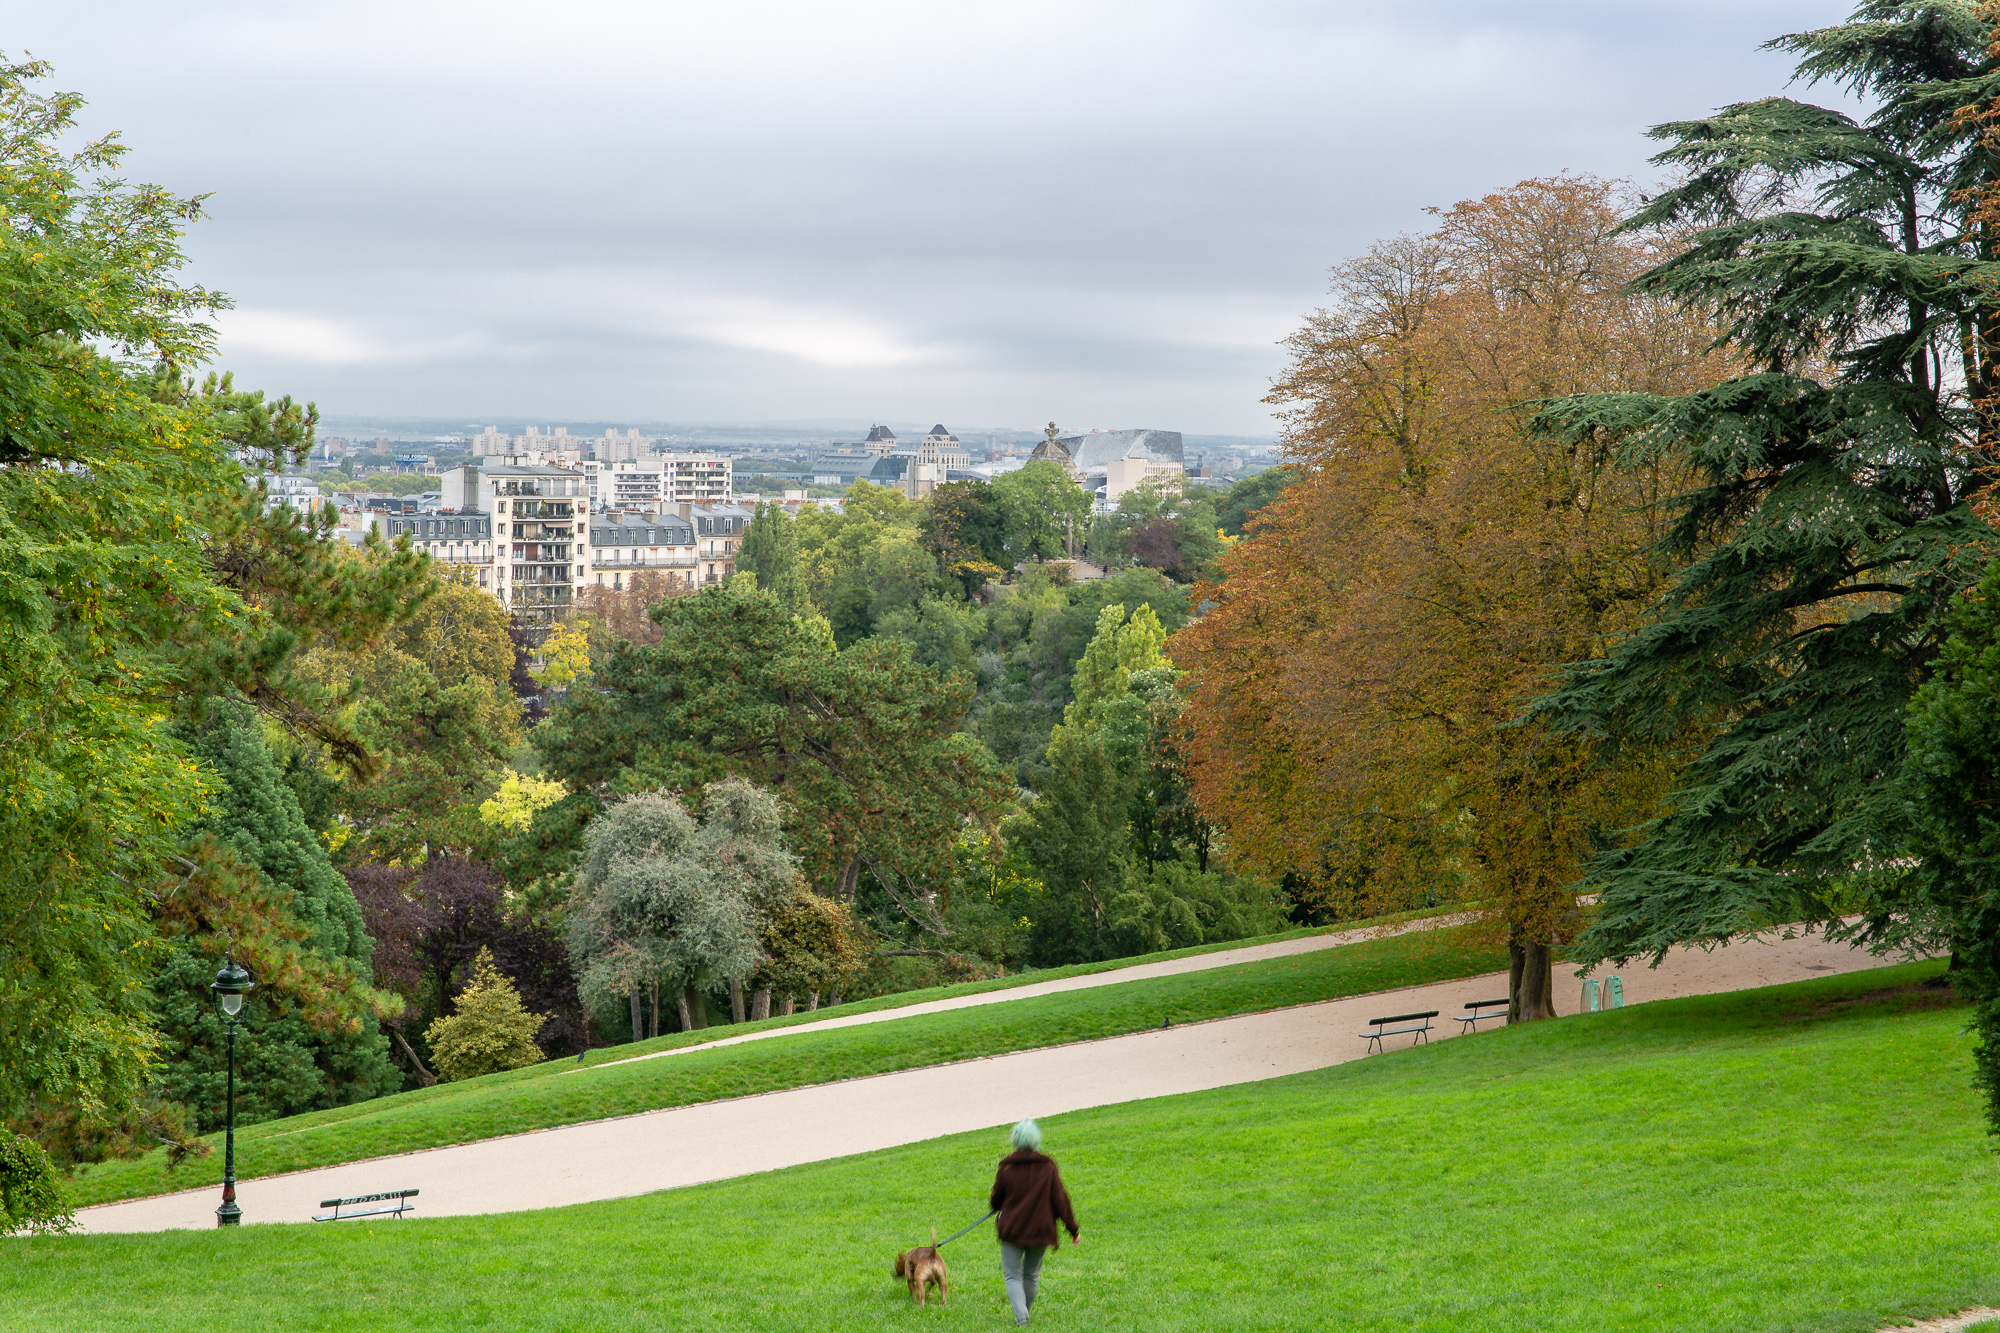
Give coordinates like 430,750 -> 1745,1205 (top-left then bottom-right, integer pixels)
479,772 -> 568,833
1064,602 -> 1167,727
425,950 -> 547,1082
530,620 -> 592,691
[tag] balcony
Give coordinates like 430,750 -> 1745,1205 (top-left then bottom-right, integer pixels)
592,554 -> 698,569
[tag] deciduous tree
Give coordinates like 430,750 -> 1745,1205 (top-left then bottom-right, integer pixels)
566,782 -> 798,1034
992,461 -> 1092,562
538,584 -> 1015,932
1173,175 -> 1722,1017
0,57 -> 414,1122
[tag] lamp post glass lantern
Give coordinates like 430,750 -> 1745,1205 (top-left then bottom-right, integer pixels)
210,955 -> 254,1227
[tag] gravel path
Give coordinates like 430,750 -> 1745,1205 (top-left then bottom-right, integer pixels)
576,912 -> 1475,1073
77,928 -> 1904,1233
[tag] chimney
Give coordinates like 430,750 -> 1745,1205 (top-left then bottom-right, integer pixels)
677,501 -> 693,520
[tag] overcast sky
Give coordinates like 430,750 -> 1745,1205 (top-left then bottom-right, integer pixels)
17,1 -> 1844,435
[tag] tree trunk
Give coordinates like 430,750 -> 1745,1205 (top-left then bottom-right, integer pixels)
690,987 -> 709,1029
649,980 -> 661,1039
751,988 -> 772,1021
826,991 -> 842,1008
729,977 -> 746,1025
806,990 -> 820,1012
388,1024 -> 438,1088
1508,936 -> 1558,1023
835,857 -> 863,902
630,987 -> 643,1044
677,987 -> 696,1033
778,994 -> 795,1016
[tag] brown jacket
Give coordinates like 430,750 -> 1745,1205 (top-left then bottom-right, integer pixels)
989,1149 -> 1080,1249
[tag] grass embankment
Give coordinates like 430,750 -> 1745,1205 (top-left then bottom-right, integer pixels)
10,962 -> 1988,1333
67,923 -> 1503,1209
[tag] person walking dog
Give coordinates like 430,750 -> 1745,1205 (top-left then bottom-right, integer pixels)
988,1119 -> 1080,1326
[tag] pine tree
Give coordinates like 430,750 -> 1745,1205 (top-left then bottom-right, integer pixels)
0,59 -> 428,1122
1530,3 -> 2000,963
150,702 -> 400,1129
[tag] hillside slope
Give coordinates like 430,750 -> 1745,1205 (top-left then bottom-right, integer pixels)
8,964 -> 1987,1333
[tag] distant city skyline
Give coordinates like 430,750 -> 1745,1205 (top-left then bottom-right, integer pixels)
17,1 -> 1842,433
315,415 -> 1279,454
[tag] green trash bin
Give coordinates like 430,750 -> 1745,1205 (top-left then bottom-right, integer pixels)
1581,978 -> 1600,1012
1605,975 -> 1624,1008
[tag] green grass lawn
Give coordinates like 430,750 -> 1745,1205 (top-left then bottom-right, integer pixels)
64,923 -> 1505,1210
9,962 -> 1989,1333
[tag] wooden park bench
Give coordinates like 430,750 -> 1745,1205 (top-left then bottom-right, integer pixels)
1456,998 -> 1510,1033
313,1189 -> 419,1222
1361,1011 -> 1436,1054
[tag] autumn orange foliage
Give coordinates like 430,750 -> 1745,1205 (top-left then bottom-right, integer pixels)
573,568 -> 697,648
1170,177 -> 1728,1017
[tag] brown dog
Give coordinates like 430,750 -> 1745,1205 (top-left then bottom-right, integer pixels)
893,1227 -> 949,1307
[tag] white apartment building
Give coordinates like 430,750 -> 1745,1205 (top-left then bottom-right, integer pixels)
585,454 -> 733,510
362,509 -> 499,584
588,501 -> 753,587
690,503 -> 753,585
261,474 -> 327,515
469,424 -> 658,463
588,510 -> 699,589
468,424 -> 589,458
439,464 -> 593,623
598,428 -> 653,462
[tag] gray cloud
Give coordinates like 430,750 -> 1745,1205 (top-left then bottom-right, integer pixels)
17,0 -> 1838,433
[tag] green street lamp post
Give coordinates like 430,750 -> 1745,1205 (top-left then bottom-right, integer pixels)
210,955 -> 254,1228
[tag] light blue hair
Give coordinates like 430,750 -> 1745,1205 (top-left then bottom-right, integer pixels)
1010,1119 -> 1043,1152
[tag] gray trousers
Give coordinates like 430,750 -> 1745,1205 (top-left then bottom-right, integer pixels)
1001,1242 -> 1047,1324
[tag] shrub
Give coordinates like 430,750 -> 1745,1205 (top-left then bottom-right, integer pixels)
0,1128 -> 74,1235
425,950 -> 547,1082
1108,861 -> 1289,956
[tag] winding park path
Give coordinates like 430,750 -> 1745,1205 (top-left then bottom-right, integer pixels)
77,928 -> 1908,1234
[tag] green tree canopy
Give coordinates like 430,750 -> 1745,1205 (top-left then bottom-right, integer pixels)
1903,557 -> 2000,1132
1209,466 -> 1294,538
0,58 -> 418,1123
1530,2 -> 2000,966
567,782 -> 799,1030
537,583 -> 1014,932
737,501 -> 810,613
922,480 -> 1008,594
425,949 -> 547,1082
1065,603 -> 1168,727
792,481 -> 940,644
151,702 -> 400,1131
992,461 -> 1092,562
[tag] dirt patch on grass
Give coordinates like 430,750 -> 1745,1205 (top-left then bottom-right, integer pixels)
1781,983 -> 1965,1026
1877,1307 -> 2000,1332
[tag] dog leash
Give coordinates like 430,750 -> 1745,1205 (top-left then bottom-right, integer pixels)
936,1209 -> 997,1247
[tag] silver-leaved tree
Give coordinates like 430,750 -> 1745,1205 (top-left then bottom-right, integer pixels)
566,779 -> 800,1038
